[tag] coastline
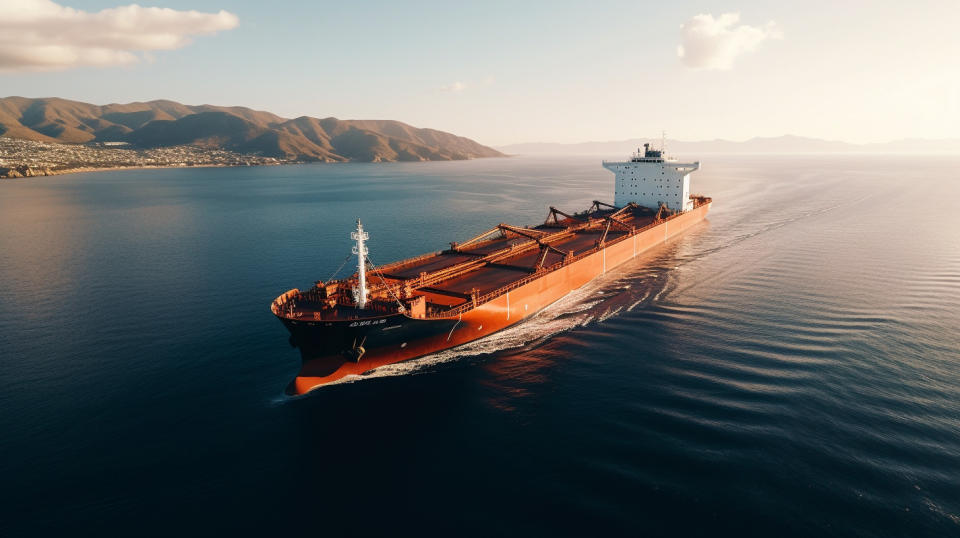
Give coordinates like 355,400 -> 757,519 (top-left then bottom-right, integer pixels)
0,156 -> 514,180
0,162 -> 291,180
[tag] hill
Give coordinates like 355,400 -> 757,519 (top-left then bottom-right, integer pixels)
498,135 -> 960,156
0,97 -> 503,162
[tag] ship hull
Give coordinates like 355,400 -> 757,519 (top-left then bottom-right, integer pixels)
280,202 -> 711,394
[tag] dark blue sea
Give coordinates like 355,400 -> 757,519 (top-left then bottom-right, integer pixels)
1,155 -> 958,537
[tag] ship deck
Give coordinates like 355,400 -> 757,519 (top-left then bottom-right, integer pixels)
270,199 -> 711,322
377,208 -> 657,312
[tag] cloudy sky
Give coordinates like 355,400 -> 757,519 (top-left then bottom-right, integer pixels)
1,0 -> 957,145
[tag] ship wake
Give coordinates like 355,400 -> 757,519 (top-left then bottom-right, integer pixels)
317,250 -> 680,388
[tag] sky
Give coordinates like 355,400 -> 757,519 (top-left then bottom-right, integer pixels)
1,0 -> 958,146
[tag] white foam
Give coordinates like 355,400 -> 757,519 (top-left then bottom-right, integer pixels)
303,250 -> 680,389
598,306 -> 623,322
627,291 -> 650,311
320,276 -> 615,386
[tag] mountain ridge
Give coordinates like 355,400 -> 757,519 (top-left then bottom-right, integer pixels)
0,96 -> 503,162
498,135 -> 960,156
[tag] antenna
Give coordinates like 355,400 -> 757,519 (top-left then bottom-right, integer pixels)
661,130 -> 667,156
351,219 -> 369,309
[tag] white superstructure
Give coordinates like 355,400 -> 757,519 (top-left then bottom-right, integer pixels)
603,143 -> 700,211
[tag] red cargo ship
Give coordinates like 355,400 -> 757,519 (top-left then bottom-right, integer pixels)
271,147 -> 710,394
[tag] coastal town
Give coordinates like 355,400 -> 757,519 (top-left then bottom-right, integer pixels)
0,137 -> 288,178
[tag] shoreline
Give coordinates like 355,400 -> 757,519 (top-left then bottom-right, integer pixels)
0,162 -> 293,180
0,156 -> 515,180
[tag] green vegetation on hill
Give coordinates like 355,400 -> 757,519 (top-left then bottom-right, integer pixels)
0,97 -> 503,162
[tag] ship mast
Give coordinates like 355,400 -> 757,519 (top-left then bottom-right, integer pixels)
351,219 -> 369,309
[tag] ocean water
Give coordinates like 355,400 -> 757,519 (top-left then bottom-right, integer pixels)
0,155 -> 958,536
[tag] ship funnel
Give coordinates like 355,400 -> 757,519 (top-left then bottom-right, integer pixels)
351,219 -> 369,309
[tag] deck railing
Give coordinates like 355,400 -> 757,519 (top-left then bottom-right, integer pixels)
422,199 -> 711,319
270,288 -> 301,316
272,198 -> 712,321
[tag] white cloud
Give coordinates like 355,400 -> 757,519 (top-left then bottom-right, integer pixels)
440,81 -> 467,92
677,13 -> 781,70
0,0 -> 239,72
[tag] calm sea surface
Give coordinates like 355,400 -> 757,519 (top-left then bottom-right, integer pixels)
1,155 -> 958,536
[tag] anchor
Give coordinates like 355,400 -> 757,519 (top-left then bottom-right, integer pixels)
345,336 -> 366,363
